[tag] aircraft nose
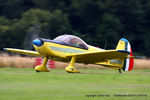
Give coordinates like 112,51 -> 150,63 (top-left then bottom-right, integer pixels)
32,39 -> 43,46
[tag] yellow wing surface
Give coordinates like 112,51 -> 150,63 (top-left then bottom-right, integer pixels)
4,48 -> 131,64
67,50 -> 130,64
4,48 -> 40,56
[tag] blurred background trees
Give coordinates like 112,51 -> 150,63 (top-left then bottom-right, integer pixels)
0,0 -> 150,56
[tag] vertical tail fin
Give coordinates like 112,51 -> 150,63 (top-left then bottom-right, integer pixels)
116,38 -> 134,71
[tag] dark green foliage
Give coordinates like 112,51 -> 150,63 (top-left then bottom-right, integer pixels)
0,0 -> 150,56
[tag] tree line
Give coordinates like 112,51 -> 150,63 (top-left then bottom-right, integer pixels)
0,0 -> 150,57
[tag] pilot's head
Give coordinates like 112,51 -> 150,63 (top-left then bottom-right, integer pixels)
72,38 -> 76,43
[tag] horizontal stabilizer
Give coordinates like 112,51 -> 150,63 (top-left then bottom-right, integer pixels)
127,56 -> 144,59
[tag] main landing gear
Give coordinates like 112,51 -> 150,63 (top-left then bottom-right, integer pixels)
35,57 -> 49,72
65,56 -> 80,73
34,56 -> 79,73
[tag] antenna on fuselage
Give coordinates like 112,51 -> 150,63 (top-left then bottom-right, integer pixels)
104,40 -> 107,50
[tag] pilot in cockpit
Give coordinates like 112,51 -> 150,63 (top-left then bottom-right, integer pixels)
71,38 -> 79,47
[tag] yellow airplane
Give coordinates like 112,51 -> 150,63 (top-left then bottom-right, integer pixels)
4,35 -> 142,73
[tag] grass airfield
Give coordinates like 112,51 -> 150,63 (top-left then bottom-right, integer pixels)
0,68 -> 149,100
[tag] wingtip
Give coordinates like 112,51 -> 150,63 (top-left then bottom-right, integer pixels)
134,56 -> 145,59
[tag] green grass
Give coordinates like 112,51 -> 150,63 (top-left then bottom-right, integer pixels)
0,68 -> 150,100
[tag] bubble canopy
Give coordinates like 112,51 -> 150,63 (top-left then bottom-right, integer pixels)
53,35 -> 88,49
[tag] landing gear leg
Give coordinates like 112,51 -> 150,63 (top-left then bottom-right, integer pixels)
65,56 -> 80,73
118,69 -> 122,74
35,57 -> 49,72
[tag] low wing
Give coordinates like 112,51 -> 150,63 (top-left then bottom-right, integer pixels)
67,50 -> 130,64
4,48 -> 40,56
